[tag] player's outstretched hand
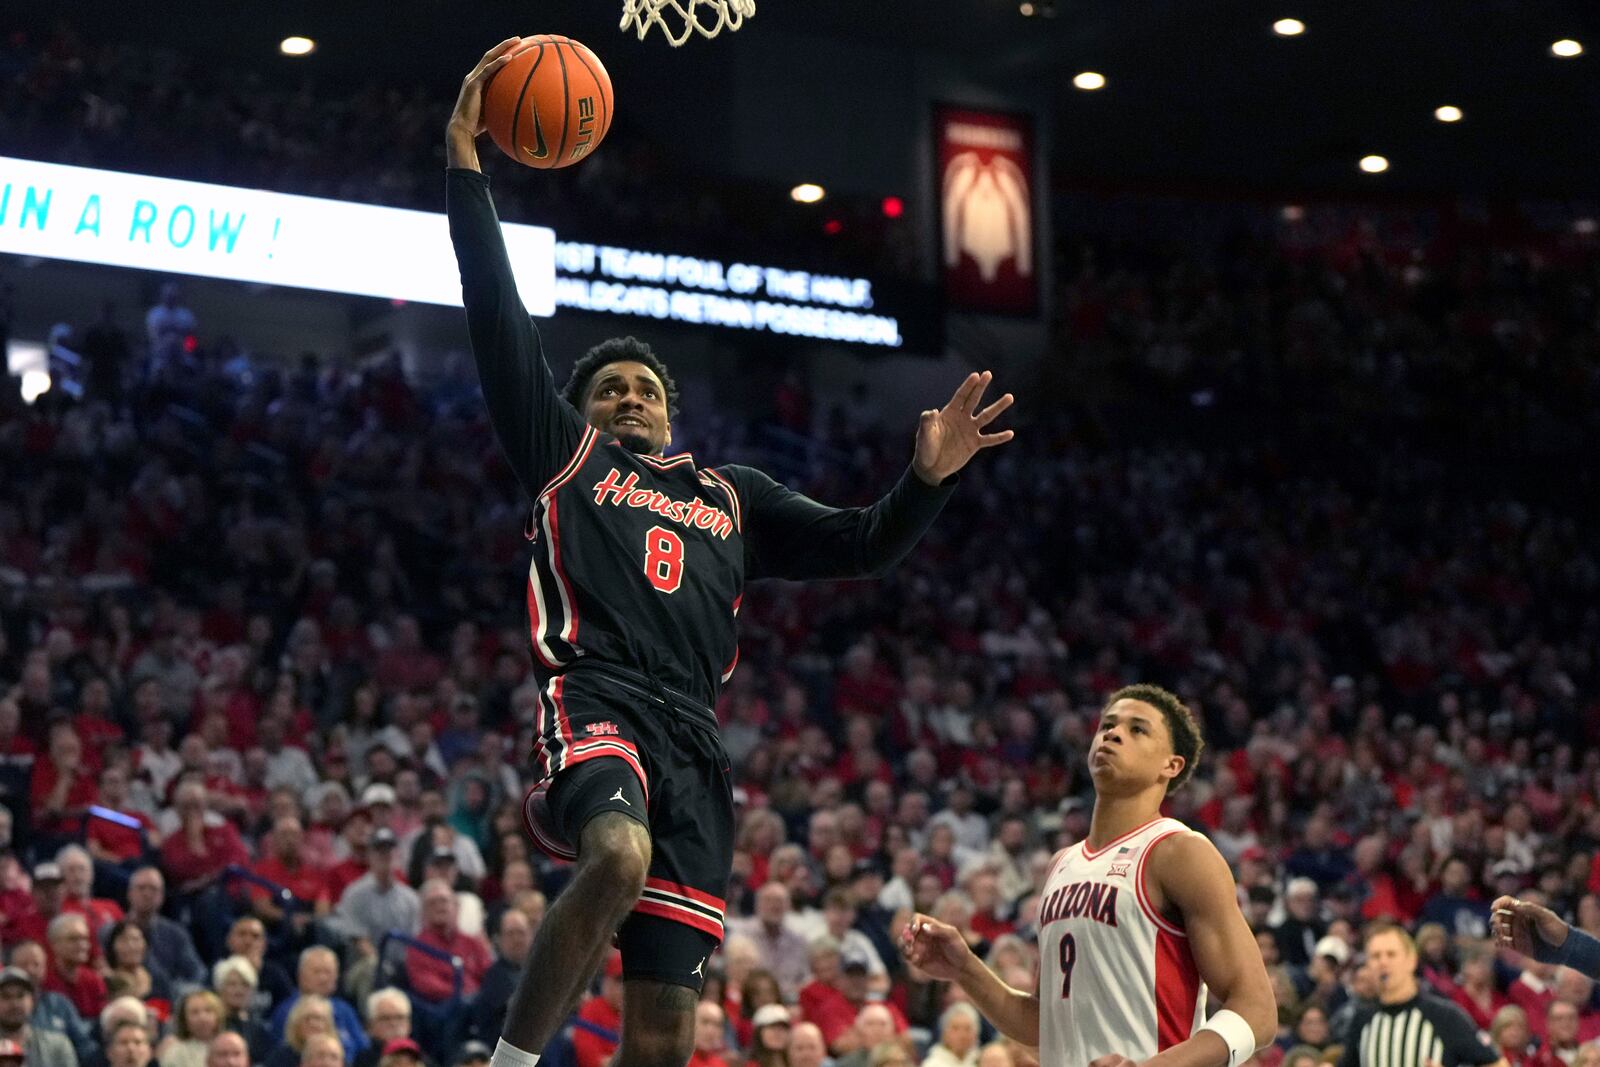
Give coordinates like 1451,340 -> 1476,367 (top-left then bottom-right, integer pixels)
911,370 -> 1015,485
1492,895 -> 1568,958
900,913 -> 974,982
446,38 -> 534,167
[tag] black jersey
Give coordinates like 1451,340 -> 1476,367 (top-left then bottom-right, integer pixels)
446,169 -> 956,708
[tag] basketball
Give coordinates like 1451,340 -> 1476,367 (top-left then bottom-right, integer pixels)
483,35 -> 613,170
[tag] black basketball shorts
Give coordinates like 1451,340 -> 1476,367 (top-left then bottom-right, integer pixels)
521,661 -> 732,990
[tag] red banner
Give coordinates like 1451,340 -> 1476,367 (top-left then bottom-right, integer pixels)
934,106 -> 1037,315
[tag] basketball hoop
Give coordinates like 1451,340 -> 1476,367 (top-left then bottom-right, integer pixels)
620,0 -> 755,46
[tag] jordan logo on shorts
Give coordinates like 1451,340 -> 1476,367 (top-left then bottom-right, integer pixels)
610,787 -> 631,806
692,958 -> 705,978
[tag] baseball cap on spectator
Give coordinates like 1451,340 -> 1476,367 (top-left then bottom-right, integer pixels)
362,784 -> 397,808
455,1043 -> 492,1067
0,967 -> 34,993
429,847 -> 457,866
382,1039 -> 424,1059
32,862 -> 62,884
370,827 -> 398,849
752,1005 -> 791,1029
1313,936 -> 1350,965
841,954 -> 871,975
0,1039 -> 23,1061
1285,877 -> 1319,899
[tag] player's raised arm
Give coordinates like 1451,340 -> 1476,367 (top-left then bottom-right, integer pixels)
1119,833 -> 1275,1067
901,914 -> 1040,1046
444,38 -> 583,497
728,371 -> 1013,581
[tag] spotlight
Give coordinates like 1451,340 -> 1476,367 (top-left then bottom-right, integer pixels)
1073,71 -> 1106,91
790,183 -> 825,204
1551,39 -> 1583,58
1434,105 -> 1463,123
1019,2 -> 1035,14
1273,18 -> 1305,37
279,36 -> 316,56
1359,155 -> 1389,174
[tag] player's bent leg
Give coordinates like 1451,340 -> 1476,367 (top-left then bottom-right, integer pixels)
616,979 -> 697,1067
500,761 -> 651,1056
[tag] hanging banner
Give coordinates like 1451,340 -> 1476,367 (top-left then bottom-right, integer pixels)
933,106 -> 1037,315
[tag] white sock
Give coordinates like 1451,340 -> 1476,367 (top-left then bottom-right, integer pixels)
492,1039 -> 539,1067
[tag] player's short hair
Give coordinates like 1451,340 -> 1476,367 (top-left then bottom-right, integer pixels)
562,336 -> 680,418
1105,684 -> 1204,792
1362,922 -> 1416,954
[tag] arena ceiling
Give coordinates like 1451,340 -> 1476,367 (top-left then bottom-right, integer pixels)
14,0 -> 1600,199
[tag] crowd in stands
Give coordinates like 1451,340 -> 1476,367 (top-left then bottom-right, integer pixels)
2,16 -> 1600,1067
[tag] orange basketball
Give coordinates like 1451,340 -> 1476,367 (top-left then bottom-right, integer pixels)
483,35 -> 613,170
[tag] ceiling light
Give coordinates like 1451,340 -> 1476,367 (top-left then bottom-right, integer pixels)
790,183 -> 825,204
20,369 -> 51,404
279,36 -> 316,56
1575,218 -> 1598,236
1019,2 -> 1035,14
1281,205 -> 1305,222
1273,18 -> 1305,37
1073,71 -> 1107,91
1434,105 -> 1463,123
1551,39 -> 1583,58
881,196 -> 905,219
1359,155 -> 1389,174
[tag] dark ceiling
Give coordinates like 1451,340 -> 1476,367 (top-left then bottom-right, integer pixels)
11,0 -> 1599,199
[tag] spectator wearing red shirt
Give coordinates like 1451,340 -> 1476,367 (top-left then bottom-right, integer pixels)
31,724 -> 98,837
798,937 -> 905,1054
689,1001 -> 731,1067
56,845 -> 123,935
0,862 -> 66,948
1448,952 -> 1509,1032
406,879 -> 491,1003
71,678 -> 124,771
158,779 -> 251,895
252,817 -> 331,935
86,763 -> 158,865
42,912 -> 107,1020
571,953 -> 624,1067
964,870 -> 1015,944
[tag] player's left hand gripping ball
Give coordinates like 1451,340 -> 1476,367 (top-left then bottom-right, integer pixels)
912,370 -> 1015,485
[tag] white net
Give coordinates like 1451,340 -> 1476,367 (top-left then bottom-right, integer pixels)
619,0 -> 755,46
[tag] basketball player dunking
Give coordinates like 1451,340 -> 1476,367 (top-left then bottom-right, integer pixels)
903,685 -> 1276,1067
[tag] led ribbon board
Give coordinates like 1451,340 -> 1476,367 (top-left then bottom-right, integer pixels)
0,156 -> 557,312
1,156 -> 907,347
552,242 -> 904,347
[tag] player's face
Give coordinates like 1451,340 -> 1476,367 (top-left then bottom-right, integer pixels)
1087,699 -> 1183,794
584,361 -> 671,455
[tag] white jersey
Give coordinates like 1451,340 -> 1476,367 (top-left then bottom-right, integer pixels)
1038,817 -> 1208,1067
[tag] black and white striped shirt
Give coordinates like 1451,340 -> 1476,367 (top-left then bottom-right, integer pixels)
1338,993 -> 1501,1067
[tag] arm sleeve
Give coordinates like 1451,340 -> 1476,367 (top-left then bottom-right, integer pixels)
446,168 -> 584,496
725,464 -> 956,581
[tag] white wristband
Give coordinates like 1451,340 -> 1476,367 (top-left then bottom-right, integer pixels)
491,1039 -> 539,1067
1199,1009 -> 1256,1067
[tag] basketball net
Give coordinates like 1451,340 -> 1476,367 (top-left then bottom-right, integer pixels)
619,0 -> 755,46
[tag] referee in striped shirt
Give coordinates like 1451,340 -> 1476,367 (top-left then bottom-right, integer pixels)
1337,924 -> 1506,1067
